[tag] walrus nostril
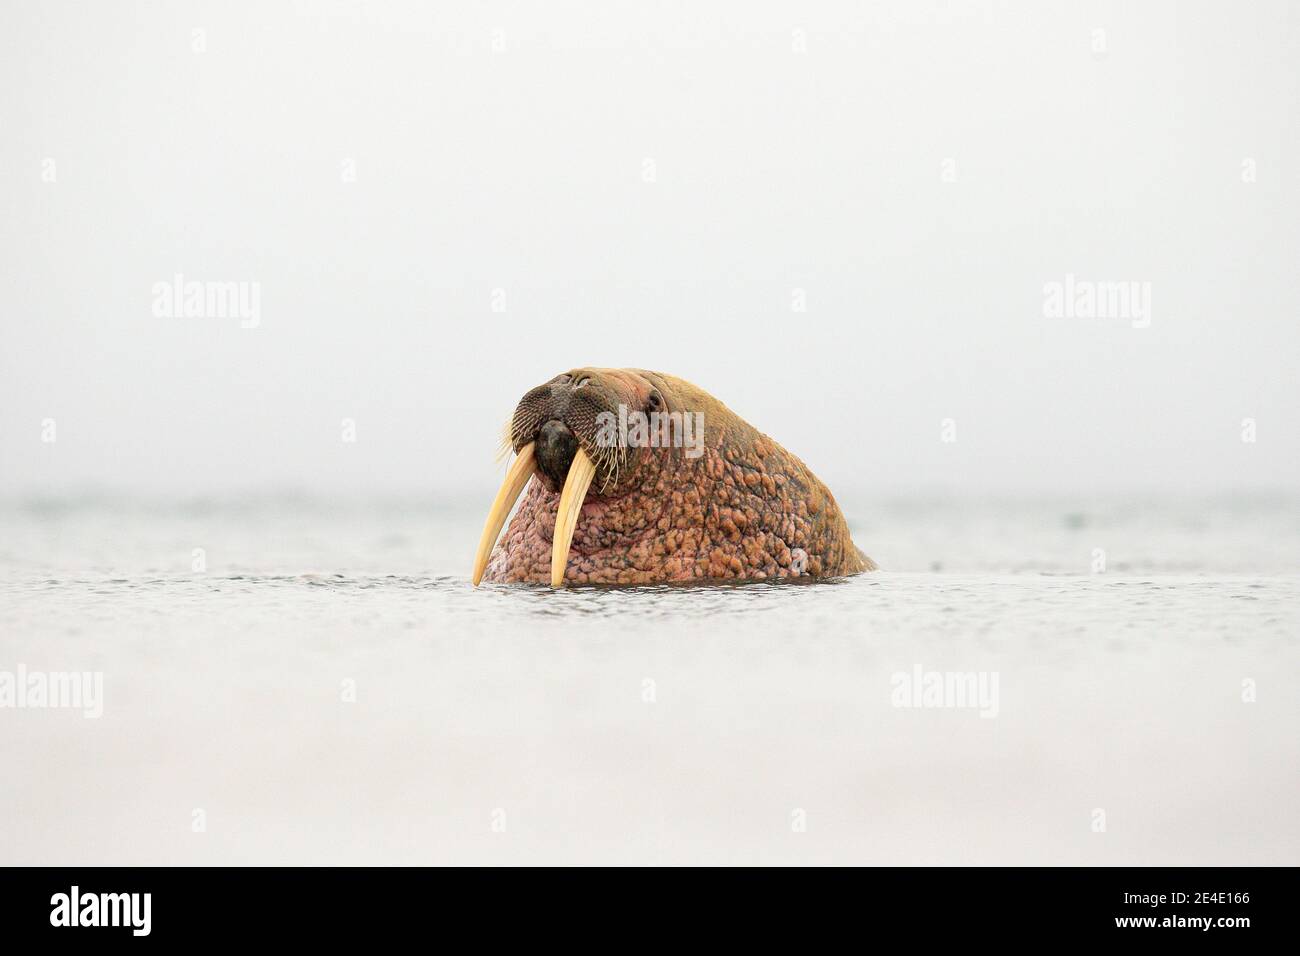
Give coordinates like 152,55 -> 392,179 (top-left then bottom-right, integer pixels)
536,419 -> 579,489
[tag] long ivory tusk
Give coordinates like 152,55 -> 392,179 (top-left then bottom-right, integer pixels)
551,446 -> 597,587
471,442 -> 536,586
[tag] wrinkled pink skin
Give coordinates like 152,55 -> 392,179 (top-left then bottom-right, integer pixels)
482,369 -> 874,586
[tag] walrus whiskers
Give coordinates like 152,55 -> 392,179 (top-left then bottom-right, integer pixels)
550,446 -> 597,587
472,442 -> 536,586
592,436 -> 625,493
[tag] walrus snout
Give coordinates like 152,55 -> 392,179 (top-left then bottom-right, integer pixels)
536,420 -> 579,490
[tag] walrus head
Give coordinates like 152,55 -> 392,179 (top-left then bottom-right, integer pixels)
507,369 -> 664,496
473,369 -> 875,587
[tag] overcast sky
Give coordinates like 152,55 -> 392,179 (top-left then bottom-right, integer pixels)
2,0 -> 1296,498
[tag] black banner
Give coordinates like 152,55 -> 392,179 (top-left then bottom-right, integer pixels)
0,866 -> 1289,943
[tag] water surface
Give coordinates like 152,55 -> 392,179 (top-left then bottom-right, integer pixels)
2,495 -> 1296,864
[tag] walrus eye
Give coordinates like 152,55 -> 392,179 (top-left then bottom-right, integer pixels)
646,391 -> 662,412
575,376 -> 590,388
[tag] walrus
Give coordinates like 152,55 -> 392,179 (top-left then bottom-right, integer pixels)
472,369 -> 875,586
